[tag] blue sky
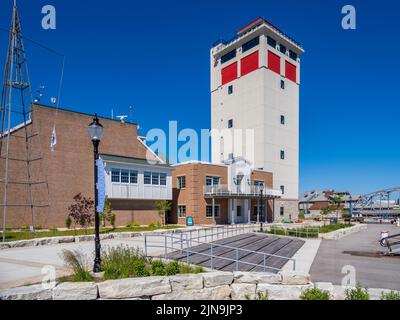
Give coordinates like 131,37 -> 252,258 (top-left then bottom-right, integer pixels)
0,0 -> 399,195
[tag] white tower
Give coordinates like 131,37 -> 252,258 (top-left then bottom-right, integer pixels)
210,18 -> 304,219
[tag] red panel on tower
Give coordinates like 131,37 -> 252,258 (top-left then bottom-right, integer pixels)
221,62 -> 238,85
268,51 -> 280,74
240,51 -> 259,77
285,61 -> 297,83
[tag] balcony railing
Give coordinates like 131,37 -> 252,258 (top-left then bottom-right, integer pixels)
203,184 -> 282,198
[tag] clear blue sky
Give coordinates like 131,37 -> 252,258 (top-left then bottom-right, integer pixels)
0,0 -> 399,195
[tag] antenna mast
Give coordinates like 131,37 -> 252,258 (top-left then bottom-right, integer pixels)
0,0 -> 50,240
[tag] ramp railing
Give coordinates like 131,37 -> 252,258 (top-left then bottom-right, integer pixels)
380,233 -> 400,255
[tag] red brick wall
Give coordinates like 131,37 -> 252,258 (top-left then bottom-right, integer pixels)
0,104 -> 158,228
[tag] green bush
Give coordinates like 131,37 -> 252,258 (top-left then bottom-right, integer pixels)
381,291 -> 400,300
61,249 -> 93,282
245,291 -> 269,300
300,288 -> 330,300
345,284 -> 370,300
165,260 -> 180,275
101,245 -> 148,280
298,212 -> 305,220
151,260 -> 166,276
65,217 -> 72,229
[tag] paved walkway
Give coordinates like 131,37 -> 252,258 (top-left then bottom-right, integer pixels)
310,223 -> 400,290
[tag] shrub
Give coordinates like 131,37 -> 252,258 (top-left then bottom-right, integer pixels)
108,213 -> 116,229
298,212 -> 305,220
132,222 -> 140,227
151,260 -> 166,276
179,263 -> 204,274
300,288 -> 330,300
65,217 -> 72,229
61,249 -> 93,282
165,260 -> 180,275
68,193 -> 94,231
345,284 -> 370,300
246,291 -> 269,300
149,223 -> 156,228
381,291 -> 400,300
101,245 -> 148,280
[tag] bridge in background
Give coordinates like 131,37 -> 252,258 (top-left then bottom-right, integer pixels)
351,187 -> 400,217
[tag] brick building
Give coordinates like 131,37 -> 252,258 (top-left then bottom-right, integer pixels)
170,157 -> 281,225
0,104 -> 173,228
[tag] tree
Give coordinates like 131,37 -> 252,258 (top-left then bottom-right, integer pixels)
67,193 -> 94,233
154,200 -> 171,226
100,196 -> 113,227
331,194 -> 343,222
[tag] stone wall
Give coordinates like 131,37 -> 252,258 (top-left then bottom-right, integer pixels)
1,270 -> 397,300
318,224 -> 367,240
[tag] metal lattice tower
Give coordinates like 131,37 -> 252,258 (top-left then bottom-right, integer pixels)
0,0 -> 50,241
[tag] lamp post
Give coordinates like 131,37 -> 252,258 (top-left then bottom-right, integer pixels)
88,114 -> 104,273
259,184 -> 264,232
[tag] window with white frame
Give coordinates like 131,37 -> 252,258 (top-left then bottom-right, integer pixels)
206,205 -> 220,217
121,169 -> 129,183
206,176 -> 220,186
177,176 -> 186,189
178,205 -> 186,218
129,170 -> 138,184
160,173 -> 167,186
144,171 -> 151,184
152,172 -> 160,185
111,168 -> 120,183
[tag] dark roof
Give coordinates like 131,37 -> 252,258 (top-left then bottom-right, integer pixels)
100,153 -> 172,169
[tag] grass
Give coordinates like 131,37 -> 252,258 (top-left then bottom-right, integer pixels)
345,284 -> 370,300
265,223 -> 354,238
1,225 -> 183,242
300,288 -> 331,300
381,291 -> 400,300
100,245 -> 204,281
60,249 -> 94,282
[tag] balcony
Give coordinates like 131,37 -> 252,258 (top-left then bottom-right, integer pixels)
203,184 -> 282,199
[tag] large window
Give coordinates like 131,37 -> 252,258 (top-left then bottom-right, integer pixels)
206,205 -> 220,217
289,50 -> 297,61
221,62 -> 238,85
177,176 -> 186,189
206,176 -> 220,186
178,205 -> 186,218
267,36 -> 277,48
130,170 -> 138,184
221,50 -> 236,64
152,172 -> 160,185
285,61 -> 297,83
240,51 -> 259,77
268,51 -> 280,75
111,168 -> 120,183
121,169 -> 129,183
144,171 -> 151,185
160,173 -> 167,186
242,36 -> 259,52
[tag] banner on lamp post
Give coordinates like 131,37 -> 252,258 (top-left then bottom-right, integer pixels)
96,157 -> 106,213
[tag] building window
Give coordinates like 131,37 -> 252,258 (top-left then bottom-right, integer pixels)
267,36 -> 276,48
241,51 -> 259,77
151,172 -> 160,185
206,176 -> 220,186
285,61 -> 297,83
206,205 -> 220,217
111,168 -> 120,183
178,205 -> 186,218
281,80 -> 285,89
279,44 -> 287,55
268,51 -> 280,75
144,171 -> 151,185
221,62 -> 238,85
280,150 -> 285,160
237,205 -> 242,217
242,36 -> 259,52
280,115 -> 285,125
121,169 -> 129,183
280,206 -> 284,216
280,185 -> 285,195
177,176 -> 186,189
228,119 -> 233,128
228,85 -> 233,95
221,50 -> 236,64
130,170 -> 138,184
160,173 -> 167,186
289,50 -> 297,61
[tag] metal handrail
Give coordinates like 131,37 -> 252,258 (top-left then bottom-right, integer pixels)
143,225 -> 296,272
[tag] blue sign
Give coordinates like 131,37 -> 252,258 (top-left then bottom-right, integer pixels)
186,216 -> 194,226
96,157 -> 106,212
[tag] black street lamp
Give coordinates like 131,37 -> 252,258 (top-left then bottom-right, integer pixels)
88,114 -> 104,273
259,184 -> 264,232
